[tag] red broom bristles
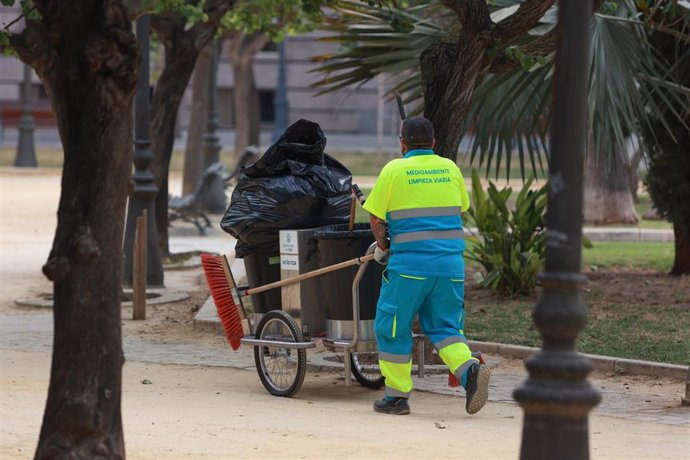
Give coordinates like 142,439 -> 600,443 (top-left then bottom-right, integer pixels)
448,352 -> 485,388
200,253 -> 244,350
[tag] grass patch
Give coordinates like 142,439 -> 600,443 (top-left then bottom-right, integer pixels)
0,147 -> 392,175
629,193 -> 672,230
0,147 -> 238,172
163,250 -> 200,266
465,299 -> 540,347
465,242 -> 686,364
0,147 -> 64,168
331,151 -> 392,176
583,242 -> 674,272
578,305 -> 689,365
465,298 -> 690,365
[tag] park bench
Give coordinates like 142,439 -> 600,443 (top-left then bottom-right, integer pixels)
223,145 -> 260,188
168,162 -> 225,235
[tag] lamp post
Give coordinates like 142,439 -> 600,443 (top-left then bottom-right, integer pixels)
14,63 -> 37,167
271,39 -> 288,142
202,40 -> 226,213
513,1 -> 600,459
123,14 -> 164,288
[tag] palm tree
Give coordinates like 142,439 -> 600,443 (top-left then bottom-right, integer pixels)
640,5 -> 690,274
311,0 -> 690,273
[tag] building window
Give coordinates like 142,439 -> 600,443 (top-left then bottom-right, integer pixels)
259,90 -> 275,123
262,42 -> 277,52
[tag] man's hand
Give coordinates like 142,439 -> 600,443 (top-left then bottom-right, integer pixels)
369,214 -> 390,265
374,244 -> 390,265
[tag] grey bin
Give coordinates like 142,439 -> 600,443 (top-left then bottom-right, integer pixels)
313,223 -> 382,341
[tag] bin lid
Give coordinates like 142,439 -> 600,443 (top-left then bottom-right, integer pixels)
313,222 -> 372,239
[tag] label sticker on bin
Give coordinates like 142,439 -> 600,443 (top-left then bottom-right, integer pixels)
281,254 -> 299,271
280,231 -> 298,255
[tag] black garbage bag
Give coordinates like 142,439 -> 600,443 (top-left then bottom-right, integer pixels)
220,119 -> 352,258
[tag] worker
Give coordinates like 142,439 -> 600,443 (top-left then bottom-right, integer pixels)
363,116 -> 490,416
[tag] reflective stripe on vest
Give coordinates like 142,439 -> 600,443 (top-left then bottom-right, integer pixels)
389,206 -> 462,220
388,206 -> 464,244
393,229 -> 465,244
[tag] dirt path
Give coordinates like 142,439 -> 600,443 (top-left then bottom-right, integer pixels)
3,349 -> 689,460
1,168 -> 689,459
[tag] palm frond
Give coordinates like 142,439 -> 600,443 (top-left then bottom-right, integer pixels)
310,0 -> 689,181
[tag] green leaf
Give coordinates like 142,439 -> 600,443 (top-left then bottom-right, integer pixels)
582,235 -> 594,249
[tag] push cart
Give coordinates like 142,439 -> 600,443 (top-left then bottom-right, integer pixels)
242,242 -> 382,397
203,242 -> 416,397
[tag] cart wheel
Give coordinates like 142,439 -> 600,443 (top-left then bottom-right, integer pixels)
350,352 -> 385,389
254,310 -> 307,397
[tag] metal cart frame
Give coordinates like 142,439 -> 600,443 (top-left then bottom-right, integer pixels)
238,242 -> 404,397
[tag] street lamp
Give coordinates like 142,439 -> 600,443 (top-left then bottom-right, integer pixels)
271,39 -> 288,142
123,14 -> 164,288
202,40 -> 226,213
14,63 -> 37,167
513,1 -> 601,459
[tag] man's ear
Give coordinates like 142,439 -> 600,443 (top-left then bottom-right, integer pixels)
431,138 -> 436,148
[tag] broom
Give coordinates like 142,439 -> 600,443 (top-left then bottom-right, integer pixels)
200,253 -> 249,350
201,251 -> 376,350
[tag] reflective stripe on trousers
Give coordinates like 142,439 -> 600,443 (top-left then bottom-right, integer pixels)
378,352 -> 413,398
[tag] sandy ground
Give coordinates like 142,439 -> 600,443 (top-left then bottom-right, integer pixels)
1,168 -> 689,459
3,349 -> 690,460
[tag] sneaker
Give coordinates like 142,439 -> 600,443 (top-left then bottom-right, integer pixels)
373,397 -> 411,415
465,363 -> 490,414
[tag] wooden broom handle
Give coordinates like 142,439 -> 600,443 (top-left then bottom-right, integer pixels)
246,253 -> 376,296
348,193 -> 357,232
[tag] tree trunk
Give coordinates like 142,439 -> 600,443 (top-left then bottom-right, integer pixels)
182,43 -> 212,195
232,58 -> 253,157
626,139 -> 643,203
583,133 -> 638,224
11,2 -> 138,457
248,72 -> 261,147
231,54 -> 263,158
148,3 -> 231,257
421,15 -> 494,162
227,32 -> 269,159
672,221 -> 690,275
150,18 -> 201,258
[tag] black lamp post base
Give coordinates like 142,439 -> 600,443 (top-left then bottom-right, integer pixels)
518,414 -> 591,460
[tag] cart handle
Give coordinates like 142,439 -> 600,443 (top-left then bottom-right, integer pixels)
245,253 -> 376,296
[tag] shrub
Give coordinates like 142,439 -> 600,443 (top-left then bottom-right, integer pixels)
465,170 -> 547,296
